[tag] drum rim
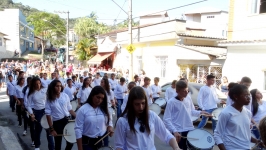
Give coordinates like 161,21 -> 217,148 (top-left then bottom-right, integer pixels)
63,122 -> 76,143
98,146 -> 114,150
187,128 -> 214,149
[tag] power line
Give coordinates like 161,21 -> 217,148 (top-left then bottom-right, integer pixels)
111,0 -> 128,15
115,0 -> 127,21
114,0 -> 208,25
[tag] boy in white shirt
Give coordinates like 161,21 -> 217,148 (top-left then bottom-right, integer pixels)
165,80 -> 177,102
164,80 -> 210,150
151,77 -> 161,102
93,72 -> 102,86
114,77 -> 127,117
142,77 -> 153,106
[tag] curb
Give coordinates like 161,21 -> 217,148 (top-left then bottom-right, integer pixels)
0,126 -> 23,150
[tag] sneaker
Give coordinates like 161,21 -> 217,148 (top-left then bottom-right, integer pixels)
23,130 -> 27,136
34,148 -> 40,150
31,141 -> 35,147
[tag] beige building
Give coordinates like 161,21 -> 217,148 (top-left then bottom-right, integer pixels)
95,10 -> 227,85
219,0 -> 266,90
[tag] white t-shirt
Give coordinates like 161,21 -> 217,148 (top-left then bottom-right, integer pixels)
142,86 -> 153,106
165,87 -> 176,101
252,100 -> 266,124
214,106 -> 252,149
151,84 -> 161,98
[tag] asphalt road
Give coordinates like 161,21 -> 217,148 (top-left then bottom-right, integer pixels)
0,88 -> 219,150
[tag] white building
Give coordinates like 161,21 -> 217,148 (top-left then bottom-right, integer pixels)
0,9 -> 35,55
185,7 -> 228,38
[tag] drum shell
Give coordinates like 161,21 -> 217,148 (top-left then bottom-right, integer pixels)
154,98 -> 166,108
98,146 -> 114,150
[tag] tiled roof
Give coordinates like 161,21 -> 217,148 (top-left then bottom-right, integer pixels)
178,34 -> 226,40
218,39 -> 266,44
176,44 -> 227,58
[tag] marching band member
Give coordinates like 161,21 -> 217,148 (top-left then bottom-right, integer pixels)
41,73 -> 51,88
151,77 -> 161,102
214,84 -> 261,150
133,75 -> 140,86
72,75 -> 79,89
53,71 -> 65,87
77,76 -> 84,89
14,77 -> 25,128
197,74 -> 225,132
163,81 -> 210,150
142,77 -> 153,106
6,75 -> 16,112
101,77 -> 115,109
121,82 -> 136,112
45,80 -> 76,150
63,78 -> 78,101
114,86 -> 181,150
165,80 -> 177,102
26,77 -> 54,150
93,72 -> 102,86
109,73 -> 118,91
114,77 -> 127,117
77,77 -> 92,107
75,86 -> 114,150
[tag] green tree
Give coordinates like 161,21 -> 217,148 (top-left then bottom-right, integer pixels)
27,12 -> 66,56
116,19 -> 139,29
75,38 -> 97,61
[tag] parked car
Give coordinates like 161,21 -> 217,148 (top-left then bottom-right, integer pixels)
160,82 -> 227,106
45,47 -> 58,53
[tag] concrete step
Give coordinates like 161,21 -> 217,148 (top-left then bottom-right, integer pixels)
0,126 -> 23,150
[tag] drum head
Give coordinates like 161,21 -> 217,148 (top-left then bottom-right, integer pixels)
212,108 -> 224,120
71,101 -> 77,111
63,122 -> 76,143
154,98 -> 166,107
40,115 -> 51,129
98,146 -> 114,150
187,129 -> 215,149
149,104 -> 161,115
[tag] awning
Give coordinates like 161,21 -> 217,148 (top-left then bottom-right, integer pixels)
87,52 -> 113,64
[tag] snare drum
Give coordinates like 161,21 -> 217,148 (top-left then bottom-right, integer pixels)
63,122 -> 76,143
154,98 -> 166,108
212,108 -> 224,121
40,115 -> 52,129
186,129 -> 215,150
70,100 -> 78,111
98,146 -> 114,150
149,104 -> 161,115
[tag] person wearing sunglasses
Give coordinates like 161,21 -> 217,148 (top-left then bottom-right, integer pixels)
114,86 -> 181,150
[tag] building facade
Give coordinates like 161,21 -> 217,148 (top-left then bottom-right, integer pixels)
219,0 -> 266,91
0,9 -> 34,55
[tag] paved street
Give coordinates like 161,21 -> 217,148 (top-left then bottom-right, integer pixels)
0,87 -> 218,150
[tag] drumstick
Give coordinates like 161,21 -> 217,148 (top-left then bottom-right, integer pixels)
94,132 -> 110,145
181,136 -> 199,140
26,111 -> 38,122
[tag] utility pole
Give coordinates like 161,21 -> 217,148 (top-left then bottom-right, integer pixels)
55,11 -> 69,65
129,0 -> 133,80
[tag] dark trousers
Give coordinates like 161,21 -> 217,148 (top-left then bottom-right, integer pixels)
82,133 -> 108,150
33,109 -> 54,150
22,110 -> 28,131
116,99 -> 123,117
16,105 -> 22,125
9,95 -> 15,111
28,119 -> 35,141
53,117 -> 73,150
178,131 -> 189,150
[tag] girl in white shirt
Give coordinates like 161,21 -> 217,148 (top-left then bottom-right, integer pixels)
14,77 -> 25,127
77,77 -> 92,107
250,89 -> 266,139
121,82 -> 136,113
45,80 -> 76,150
75,86 -> 114,150
114,86 -> 181,150
101,77 -> 115,108
214,84 -> 260,150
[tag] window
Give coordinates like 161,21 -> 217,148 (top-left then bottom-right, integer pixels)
0,38 -> 2,46
20,25 -> 25,33
207,16 -> 215,18
251,0 -> 266,14
155,56 -> 168,78
136,56 -> 143,72
30,32 -> 33,37
29,42 -> 33,48
20,39 -> 24,45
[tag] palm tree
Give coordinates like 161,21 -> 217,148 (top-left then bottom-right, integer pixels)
74,38 -> 97,61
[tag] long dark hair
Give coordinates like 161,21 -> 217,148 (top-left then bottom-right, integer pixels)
101,78 -> 110,95
28,77 -> 43,98
47,80 -> 64,102
82,77 -> 92,90
119,86 -> 151,134
86,86 -> 110,125
251,89 -> 259,116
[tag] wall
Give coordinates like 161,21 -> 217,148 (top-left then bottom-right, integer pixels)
139,15 -> 167,25
223,45 -> 266,90
228,0 -> 266,40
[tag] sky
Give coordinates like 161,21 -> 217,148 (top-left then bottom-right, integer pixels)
14,0 -> 229,25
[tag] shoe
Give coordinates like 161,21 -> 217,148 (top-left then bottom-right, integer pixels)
31,141 -> 35,147
34,148 -> 40,150
23,130 -> 27,136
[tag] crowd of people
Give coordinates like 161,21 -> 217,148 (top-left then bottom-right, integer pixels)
3,59 -> 266,150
